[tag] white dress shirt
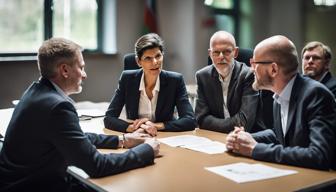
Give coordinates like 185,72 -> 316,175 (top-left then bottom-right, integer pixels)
138,73 -> 160,121
218,67 -> 233,118
273,75 -> 296,136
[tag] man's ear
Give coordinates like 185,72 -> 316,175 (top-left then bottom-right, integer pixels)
270,62 -> 279,77
59,63 -> 69,78
233,47 -> 239,59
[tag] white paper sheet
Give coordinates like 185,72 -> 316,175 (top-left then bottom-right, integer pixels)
181,141 -> 227,154
158,135 -> 211,147
77,109 -> 105,118
158,135 -> 227,154
0,108 -> 14,136
205,162 -> 297,183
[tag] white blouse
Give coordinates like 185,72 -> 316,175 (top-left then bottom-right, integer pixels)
138,73 -> 160,121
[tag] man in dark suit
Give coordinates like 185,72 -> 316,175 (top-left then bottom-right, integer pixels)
195,31 -> 261,133
0,38 -> 160,192
226,35 -> 336,170
302,41 -> 336,97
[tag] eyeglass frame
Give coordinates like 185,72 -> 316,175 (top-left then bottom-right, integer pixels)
209,48 -> 236,57
250,58 -> 274,65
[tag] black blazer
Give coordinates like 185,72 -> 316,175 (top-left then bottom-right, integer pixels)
320,71 -> 336,98
104,69 -> 197,132
0,78 -> 154,191
252,74 -> 336,170
195,61 -> 261,133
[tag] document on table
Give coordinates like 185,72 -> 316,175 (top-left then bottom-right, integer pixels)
77,109 -> 105,118
68,166 -> 89,179
205,162 -> 297,183
158,135 -> 227,154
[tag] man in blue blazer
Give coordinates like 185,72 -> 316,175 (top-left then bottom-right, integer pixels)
195,31 -> 263,133
104,33 -> 196,134
302,41 -> 336,97
226,35 -> 336,170
0,38 -> 160,191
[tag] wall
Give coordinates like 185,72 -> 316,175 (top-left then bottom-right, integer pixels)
305,1 -> 336,73
0,0 -> 335,108
250,0 -> 304,48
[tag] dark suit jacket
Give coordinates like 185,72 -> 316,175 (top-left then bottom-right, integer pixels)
321,71 -> 336,98
252,74 -> 336,170
104,69 -> 197,132
0,78 -> 154,191
195,61 -> 261,133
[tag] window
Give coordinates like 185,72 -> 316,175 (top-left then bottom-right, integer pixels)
0,0 -> 116,57
0,0 -> 44,54
204,0 -> 240,43
53,0 -> 98,50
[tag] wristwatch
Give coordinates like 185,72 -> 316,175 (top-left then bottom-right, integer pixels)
118,134 -> 125,148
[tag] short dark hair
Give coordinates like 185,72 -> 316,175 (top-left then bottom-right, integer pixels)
301,41 -> 332,63
134,33 -> 164,59
38,37 -> 82,78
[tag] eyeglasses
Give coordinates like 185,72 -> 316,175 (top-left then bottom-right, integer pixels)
250,58 -> 273,65
210,49 -> 234,57
141,53 -> 163,63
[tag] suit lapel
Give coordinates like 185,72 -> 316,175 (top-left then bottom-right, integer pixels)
155,71 -> 167,118
284,75 -> 300,142
128,70 -> 142,119
211,66 -> 225,118
227,61 -> 240,110
273,102 -> 284,144
320,71 -> 331,85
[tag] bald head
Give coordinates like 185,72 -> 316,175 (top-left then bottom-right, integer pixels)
209,31 -> 236,48
255,35 -> 299,75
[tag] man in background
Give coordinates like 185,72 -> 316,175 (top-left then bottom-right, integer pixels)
302,41 -> 336,97
0,38 -> 160,192
195,30 -> 263,133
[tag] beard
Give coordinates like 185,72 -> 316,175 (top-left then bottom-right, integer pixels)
67,80 -> 83,95
252,72 -> 273,91
304,69 -> 320,80
215,62 -> 233,78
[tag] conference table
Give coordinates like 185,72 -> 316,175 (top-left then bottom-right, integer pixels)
72,117 -> 336,192
1,107 -> 336,192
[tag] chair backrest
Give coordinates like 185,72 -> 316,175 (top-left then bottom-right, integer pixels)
123,53 -> 140,70
207,48 -> 253,66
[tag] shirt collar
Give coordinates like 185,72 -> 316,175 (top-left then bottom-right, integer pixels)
318,71 -> 328,82
139,72 -> 160,92
273,74 -> 296,104
218,64 -> 234,83
50,80 -> 76,104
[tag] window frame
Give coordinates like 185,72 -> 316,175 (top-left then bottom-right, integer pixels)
208,0 -> 241,44
0,0 -> 106,58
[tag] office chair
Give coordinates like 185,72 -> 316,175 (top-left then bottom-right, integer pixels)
123,53 -> 140,70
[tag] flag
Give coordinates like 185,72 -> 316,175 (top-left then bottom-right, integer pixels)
143,0 -> 159,34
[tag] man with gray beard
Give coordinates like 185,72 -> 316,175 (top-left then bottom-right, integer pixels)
195,31 -> 262,133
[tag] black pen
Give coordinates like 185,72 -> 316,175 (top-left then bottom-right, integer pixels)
79,115 -> 92,121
